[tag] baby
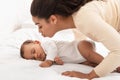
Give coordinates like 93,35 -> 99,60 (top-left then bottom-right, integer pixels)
20,39 -> 104,67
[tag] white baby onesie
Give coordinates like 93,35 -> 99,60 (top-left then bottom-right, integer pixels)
41,38 -> 86,63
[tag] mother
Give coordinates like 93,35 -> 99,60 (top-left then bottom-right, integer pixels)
30,0 -> 120,79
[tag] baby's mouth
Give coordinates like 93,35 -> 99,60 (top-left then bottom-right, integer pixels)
37,53 -> 44,61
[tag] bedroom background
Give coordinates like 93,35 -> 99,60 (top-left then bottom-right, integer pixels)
0,0 -> 119,80
0,0 -> 33,36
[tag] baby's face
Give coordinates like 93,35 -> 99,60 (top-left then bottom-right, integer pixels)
23,42 -> 46,61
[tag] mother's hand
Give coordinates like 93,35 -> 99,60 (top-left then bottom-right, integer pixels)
62,71 -> 89,78
62,70 -> 99,79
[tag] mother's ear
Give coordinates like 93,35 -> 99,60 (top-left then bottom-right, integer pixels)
49,15 -> 57,24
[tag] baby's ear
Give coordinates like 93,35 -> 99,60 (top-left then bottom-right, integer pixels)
34,40 -> 40,44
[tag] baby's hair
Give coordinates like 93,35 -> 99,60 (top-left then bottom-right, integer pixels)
20,40 -> 34,59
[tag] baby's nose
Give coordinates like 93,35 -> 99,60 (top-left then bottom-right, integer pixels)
34,53 -> 38,59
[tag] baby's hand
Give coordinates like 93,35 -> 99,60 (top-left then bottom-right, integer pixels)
54,56 -> 64,65
40,60 -> 53,67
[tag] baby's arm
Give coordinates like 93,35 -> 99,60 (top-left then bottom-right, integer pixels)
40,60 -> 53,67
40,56 -> 64,67
54,56 -> 64,65
40,38 -> 58,67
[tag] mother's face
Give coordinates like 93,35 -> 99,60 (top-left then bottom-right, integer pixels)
32,16 -> 58,37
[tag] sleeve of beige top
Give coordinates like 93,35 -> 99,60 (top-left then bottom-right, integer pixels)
89,14 -> 120,76
73,11 -> 120,77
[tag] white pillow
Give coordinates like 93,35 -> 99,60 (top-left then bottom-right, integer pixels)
0,26 -> 75,49
0,27 -> 43,49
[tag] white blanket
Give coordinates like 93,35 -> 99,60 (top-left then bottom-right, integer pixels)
0,27 -> 120,80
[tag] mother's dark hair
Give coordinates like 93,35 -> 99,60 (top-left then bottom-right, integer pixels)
30,0 -> 92,19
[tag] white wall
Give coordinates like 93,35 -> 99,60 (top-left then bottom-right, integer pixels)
0,0 -> 33,38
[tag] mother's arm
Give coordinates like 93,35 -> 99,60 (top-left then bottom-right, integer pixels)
63,11 -> 120,79
86,13 -> 120,77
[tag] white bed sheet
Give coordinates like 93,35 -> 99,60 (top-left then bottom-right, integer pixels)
0,27 -> 120,80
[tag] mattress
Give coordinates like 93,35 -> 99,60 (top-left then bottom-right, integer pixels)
0,27 -> 120,80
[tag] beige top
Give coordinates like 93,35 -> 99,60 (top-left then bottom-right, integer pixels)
72,0 -> 120,77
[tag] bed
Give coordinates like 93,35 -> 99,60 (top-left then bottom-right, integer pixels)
0,26 -> 120,80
